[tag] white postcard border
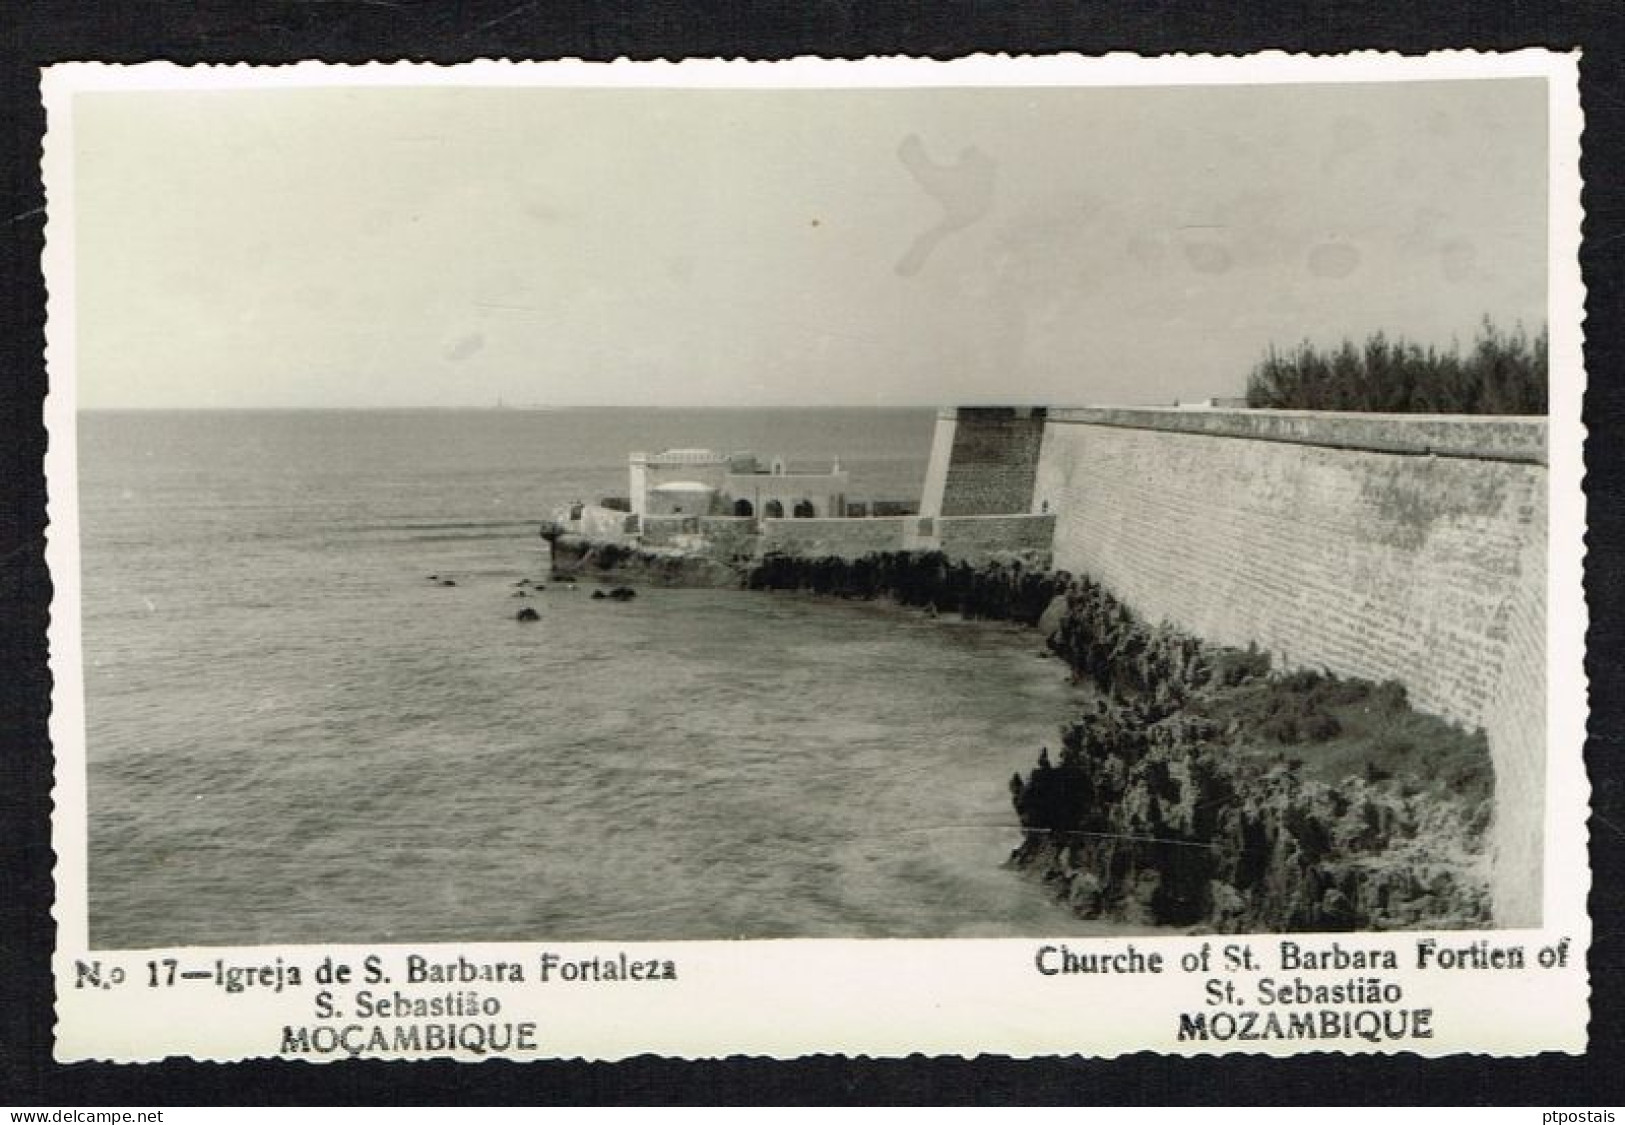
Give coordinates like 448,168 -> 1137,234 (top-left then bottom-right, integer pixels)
42,50 -> 1590,1063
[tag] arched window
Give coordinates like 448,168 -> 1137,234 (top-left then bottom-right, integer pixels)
733,498 -> 754,517
793,499 -> 815,519
765,500 -> 784,519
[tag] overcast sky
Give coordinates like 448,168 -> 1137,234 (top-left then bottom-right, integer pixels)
70,78 -> 1548,408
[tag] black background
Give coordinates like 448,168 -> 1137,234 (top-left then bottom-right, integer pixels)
2,0 -> 1621,1106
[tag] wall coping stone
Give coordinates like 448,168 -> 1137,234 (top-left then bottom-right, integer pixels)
1037,406 -> 1547,465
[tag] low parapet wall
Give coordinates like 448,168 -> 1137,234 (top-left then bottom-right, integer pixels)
1046,406 -> 1547,464
760,517 -> 908,559
935,513 -> 1056,563
557,503 -> 637,543
695,516 -> 760,560
755,512 -> 1056,564
624,510 -> 1058,566
920,407 -> 1049,517
638,515 -> 700,545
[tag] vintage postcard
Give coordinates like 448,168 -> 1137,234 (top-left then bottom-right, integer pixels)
42,51 -> 1587,1062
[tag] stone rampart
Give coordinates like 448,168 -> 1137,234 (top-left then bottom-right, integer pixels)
628,511 -> 1056,566
1046,406 -> 1547,464
695,516 -> 760,560
934,514 -> 1056,564
920,407 -> 1048,517
1023,408 -> 1547,925
570,503 -> 637,542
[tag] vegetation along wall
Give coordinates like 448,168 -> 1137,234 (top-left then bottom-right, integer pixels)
1021,407 -> 1548,927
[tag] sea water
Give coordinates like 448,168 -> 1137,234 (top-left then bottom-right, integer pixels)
77,408 -> 1110,946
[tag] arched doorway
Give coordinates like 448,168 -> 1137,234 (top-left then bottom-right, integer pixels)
733,498 -> 754,517
764,500 -> 784,519
793,499 -> 815,518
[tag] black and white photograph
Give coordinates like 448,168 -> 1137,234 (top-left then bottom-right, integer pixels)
40,53 -> 1589,1061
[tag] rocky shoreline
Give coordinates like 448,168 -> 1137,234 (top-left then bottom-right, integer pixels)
550,537 -> 1494,931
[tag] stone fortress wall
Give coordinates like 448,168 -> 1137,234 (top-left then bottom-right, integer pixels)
929,405 -> 1548,927
759,517 -> 913,559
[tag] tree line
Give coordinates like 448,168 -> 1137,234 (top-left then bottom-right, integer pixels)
1244,319 -> 1546,414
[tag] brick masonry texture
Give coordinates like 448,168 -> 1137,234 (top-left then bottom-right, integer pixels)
1046,406 -> 1548,464
935,514 -> 1056,563
638,515 -> 760,559
1027,413 -> 1547,925
637,515 -> 701,546
760,517 -> 907,559
695,517 -> 761,559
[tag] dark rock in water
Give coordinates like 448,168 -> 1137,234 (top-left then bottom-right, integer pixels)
439,579 -> 457,587
609,586 -> 637,601
512,590 -> 529,598
516,607 -> 540,622
514,578 -> 531,587
1008,693 -> 1491,932
591,590 -> 608,600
